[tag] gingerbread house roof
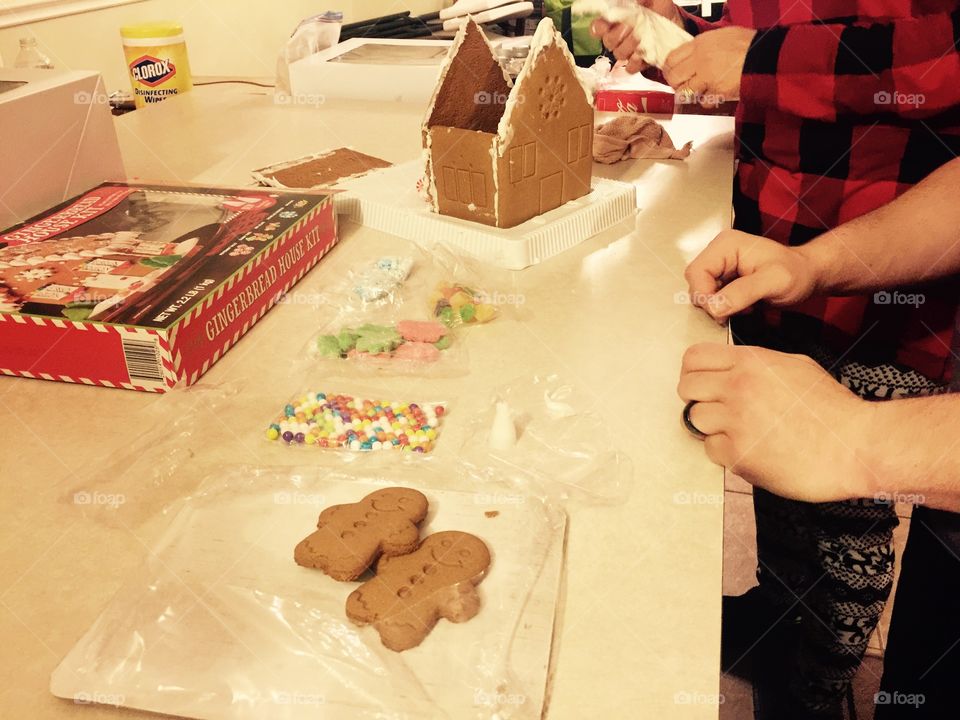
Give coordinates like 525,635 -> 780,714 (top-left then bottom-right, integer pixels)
423,17 -> 591,140
423,18 -> 513,134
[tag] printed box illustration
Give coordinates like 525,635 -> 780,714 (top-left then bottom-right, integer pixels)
0,183 -> 337,391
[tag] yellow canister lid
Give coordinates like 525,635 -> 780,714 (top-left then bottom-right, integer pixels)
120,22 -> 184,39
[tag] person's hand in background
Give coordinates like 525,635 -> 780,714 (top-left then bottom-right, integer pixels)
662,26 -> 755,106
590,0 -> 683,74
684,229 -> 821,322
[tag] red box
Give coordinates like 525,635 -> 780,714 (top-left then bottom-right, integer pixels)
0,182 -> 337,391
594,89 -> 675,116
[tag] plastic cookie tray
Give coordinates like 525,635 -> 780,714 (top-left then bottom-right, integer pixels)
335,160 -> 637,270
51,469 -> 566,719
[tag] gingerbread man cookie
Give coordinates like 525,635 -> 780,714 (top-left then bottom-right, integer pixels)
345,531 -> 492,651
294,487 -> 429,581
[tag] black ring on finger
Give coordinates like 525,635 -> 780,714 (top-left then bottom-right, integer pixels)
682,400 -> 707,440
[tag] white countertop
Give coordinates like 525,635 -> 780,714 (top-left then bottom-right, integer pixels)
0,83 -> 734,719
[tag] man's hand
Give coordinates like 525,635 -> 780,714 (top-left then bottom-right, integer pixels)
678,343 -> 874,502
590,0 -> 683,74
663,27 -> 756,106
685,229 -> 821,322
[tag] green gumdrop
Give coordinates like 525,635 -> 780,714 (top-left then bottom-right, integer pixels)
439,306 -> 455,327
355,323 -> 396,337
434,335 -> 452,351
337,330 -> 360,352
459,304 -> 476,323
356,332 -> 401,354
352,323 -> 402,353
315,335 -> 342,358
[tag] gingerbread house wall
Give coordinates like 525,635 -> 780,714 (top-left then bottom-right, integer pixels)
428,127 -> 498,225
494,41 -> 594,229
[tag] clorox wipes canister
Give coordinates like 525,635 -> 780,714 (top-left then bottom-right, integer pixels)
121,22 -> 193,108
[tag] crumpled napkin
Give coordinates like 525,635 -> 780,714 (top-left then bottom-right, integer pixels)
593,115 -> 693,164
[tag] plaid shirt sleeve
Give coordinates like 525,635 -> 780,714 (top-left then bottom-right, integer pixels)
679,5 -> 731,36
740,10 -> 960,121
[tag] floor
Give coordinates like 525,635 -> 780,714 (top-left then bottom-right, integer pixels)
719,474 -> 912,720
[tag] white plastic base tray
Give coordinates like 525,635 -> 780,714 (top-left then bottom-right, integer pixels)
336,160 -> 637,270
51,469 -> 565,720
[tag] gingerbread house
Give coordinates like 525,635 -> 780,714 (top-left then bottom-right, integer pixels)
422,17 -> 594,229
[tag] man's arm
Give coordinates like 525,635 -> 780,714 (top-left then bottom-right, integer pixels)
685,157 -> 960,321
803,159 -> 960,293
865,394 -> 960,512
678,344 -> 960,512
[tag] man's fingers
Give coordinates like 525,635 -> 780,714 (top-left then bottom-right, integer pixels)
663,41 -> 695,84
677,372 -> 728,404
703,434 -> 735,468
603,25 -> 635,59
590,19 -> 611,37
685,234 -> 739,302
687,401 -> 729,436
706,266 -> 790,320
625,52 -> 648,74
681,343 -> 737,373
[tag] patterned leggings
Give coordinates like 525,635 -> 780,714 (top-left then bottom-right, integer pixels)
735,325 -> 946,713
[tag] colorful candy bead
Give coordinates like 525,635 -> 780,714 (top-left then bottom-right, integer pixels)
266,393 -> 446,454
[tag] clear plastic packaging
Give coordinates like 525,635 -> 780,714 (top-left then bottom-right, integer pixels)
460,374 -> 633,505
306,317 -> 469,378
51,465 -> 566,719
275,11 -> 343,97
264,388 -> 448,454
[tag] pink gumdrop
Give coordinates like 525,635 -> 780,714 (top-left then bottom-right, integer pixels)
393,342 -> 441,362
397,320 -> 447,343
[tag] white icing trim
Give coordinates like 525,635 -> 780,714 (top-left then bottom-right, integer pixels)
494,17 -> 592,145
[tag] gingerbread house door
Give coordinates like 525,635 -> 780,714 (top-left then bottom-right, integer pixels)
539,172 -> 562,214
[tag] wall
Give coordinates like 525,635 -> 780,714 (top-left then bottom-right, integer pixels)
0,0 -> 447,90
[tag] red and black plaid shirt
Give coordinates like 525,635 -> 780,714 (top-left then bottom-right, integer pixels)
683,0 -> 960,382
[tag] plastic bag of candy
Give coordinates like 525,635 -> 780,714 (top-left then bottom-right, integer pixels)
265,389 -> 448,455
305,316 -> 468,377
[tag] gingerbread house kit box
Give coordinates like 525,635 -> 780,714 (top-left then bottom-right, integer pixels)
0,183 -> 337,391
